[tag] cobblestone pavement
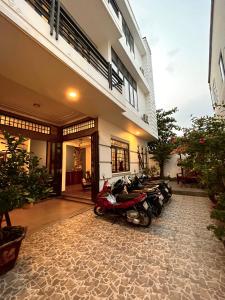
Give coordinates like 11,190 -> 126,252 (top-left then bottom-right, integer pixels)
1,195 -> 225,300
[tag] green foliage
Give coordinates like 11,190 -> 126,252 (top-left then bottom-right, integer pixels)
23,155 -> 53,203
0,131 -> 53,214
148,107 -> 180,178
177,116 -> 225,243
209,193 -> 225,243
177,116 -> 225,193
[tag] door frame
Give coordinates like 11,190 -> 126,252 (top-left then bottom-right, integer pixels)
61,118 -> 99,201
0,111 -> 99,200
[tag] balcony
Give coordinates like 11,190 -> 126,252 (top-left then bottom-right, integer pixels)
25,0 -> 123,94
108,0 -> 120,17
0,0 -> 156,139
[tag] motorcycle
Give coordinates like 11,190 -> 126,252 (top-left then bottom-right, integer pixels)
94,180 -> 152,227
124,176 -> 164,217
138,175 -> 172,203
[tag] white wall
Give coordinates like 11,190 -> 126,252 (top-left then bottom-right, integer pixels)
149,153 -> 181,179
164,154 -> 181,178
142,38 -> 158,138
209,0 -> 225,109
30,139 -> 47,167
137,86 -> 146,117
98,118 -> 149,189
134,43 -> 143,70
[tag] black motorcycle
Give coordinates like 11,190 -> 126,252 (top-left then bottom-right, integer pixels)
139,175 -> 172,203
123,176 -> 164,217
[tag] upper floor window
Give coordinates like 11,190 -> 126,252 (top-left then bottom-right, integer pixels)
219,53 -> 225,82
112,49 -> 138,110
111,139 -> 130,173
108,0 -> 119,17
122,16 -> 134,54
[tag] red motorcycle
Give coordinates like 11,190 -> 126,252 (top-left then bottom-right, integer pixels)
94,180 -> 152,227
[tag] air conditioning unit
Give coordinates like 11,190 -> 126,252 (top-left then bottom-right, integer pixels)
142,114 -> 149,124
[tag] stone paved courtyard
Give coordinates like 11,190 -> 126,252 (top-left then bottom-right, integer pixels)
1,195 -> 225,300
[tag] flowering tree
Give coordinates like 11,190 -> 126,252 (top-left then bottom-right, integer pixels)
177,116 -> 225,244
148,107 -> 180,178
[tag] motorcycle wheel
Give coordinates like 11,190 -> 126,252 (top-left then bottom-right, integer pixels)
94,206 -> 105,216
139,209 -> 152,227
152,201 -> 162,217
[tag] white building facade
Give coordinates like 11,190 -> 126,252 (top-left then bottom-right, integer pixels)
209,0 -> 225,116
0,0 -> 157,200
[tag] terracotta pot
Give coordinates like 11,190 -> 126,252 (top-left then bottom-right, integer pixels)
0,227 -> 26,275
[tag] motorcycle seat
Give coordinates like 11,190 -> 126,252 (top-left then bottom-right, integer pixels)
116,193 -> 140,202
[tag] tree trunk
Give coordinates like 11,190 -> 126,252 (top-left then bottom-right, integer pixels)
5,212 -> 11,226
159,162 -> 164,179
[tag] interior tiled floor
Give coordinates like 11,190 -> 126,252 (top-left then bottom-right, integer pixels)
65,184 -> 91,200
1,195 -> 225,300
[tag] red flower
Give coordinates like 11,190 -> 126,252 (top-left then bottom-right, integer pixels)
199,137 -> 205,144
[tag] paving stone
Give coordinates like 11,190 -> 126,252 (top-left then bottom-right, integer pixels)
0,195 -> 225,299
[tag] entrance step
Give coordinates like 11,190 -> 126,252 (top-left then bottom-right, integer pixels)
62,193 -> 93,205
169,182 -> 208,197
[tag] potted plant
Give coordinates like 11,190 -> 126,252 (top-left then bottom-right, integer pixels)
0,131 -> 52,275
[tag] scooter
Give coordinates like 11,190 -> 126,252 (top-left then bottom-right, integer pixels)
138,175 -> 172,203
124,177 -> 164,217
94,180 -> 152,227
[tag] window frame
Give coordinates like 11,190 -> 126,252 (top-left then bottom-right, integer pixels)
111,48 -> 138,110
122,15 -> 134,54
219,53 -> 225,82
111,138 -> 130,173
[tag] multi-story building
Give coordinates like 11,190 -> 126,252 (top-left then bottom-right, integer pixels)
209,0 -> 225,116
0,0 -> 158,200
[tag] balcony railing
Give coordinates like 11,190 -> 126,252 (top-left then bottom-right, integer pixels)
25,0 -> 123,94
108,0 -> 120,17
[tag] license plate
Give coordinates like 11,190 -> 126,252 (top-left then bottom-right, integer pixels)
159,195 -> 163,206
143,201 -> 149,210
159,195 -> 164,201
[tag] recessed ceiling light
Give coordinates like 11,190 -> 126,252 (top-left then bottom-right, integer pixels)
66,88 -> 79,100
136,131 -> 140,135
68,91 -> 77,98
